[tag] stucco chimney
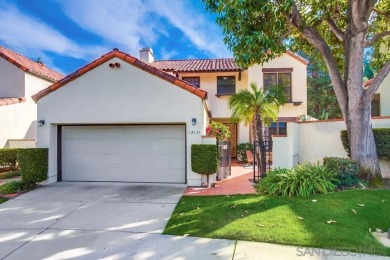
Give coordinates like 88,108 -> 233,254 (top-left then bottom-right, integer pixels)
139,47 -> 154,63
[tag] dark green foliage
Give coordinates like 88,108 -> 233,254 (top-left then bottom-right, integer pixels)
237,142 -> 253,162
0,170 -> 21,179
304,52 -> 342,119
18,148 -> 48,185
258,163 -> 336,196
191,145 -> 218,175
341,129 -> 390,160
0,180 -> 24,194
323,157 -> 363,188
0,148 -> 19,170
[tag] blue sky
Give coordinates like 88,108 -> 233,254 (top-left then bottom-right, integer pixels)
0,0 -> 231,75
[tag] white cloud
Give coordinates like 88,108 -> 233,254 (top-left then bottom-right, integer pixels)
59,0 -> 159,54
58,0 -> 231,58
160,48 -> 178,60
0,2 -> 106,70
147,0 -> 232,58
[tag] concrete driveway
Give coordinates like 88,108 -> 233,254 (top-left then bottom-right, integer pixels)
0,182 -> 235,260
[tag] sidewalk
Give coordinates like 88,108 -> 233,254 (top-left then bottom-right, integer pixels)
151,235 -> 390,260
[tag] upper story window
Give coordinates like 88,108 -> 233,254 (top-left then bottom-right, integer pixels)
182,77 -> 200,88
217,76 -> 236,96
263,68 -> 293,102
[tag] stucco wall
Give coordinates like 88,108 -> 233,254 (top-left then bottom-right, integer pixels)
0,70 -> 52,147
377,73 -> 390,116
273,122 -> 299,169
37,57 -> 207,185
0,58 -> 25,98
247,53 -> 308,117
300,118 -> 390,178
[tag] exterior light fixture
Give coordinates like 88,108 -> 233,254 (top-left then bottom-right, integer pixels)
192,118 -> 196,126
38,120 -> 45,127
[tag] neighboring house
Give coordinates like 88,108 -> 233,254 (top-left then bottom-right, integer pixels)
33,49 -> 210,186
0,45 -> 63,148
148,48 -> 308,157
365,74 -> 390,116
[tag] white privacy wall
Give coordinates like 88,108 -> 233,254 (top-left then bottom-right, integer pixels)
273,118 -> 390,177
37,57 -> 208,185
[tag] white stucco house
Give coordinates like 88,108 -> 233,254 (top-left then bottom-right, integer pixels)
149,48 -> 308,157
0,45 -> 63,148
34,47 -> 308,185
33,49 -> 211,186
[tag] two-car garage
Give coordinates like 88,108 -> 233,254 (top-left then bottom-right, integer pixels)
60,125 -> 186,183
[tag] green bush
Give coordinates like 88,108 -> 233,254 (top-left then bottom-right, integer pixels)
323,157 -> 363,188
18,148 -> 48,186
0,180 -> 24,194
192,145 -> 218,186
0,148 -> 19,170
237,142 -> 253,162
258,163 -> 336,197
191,145 -> 218,175
0,170 -> 21,179
341,129 -> 390,160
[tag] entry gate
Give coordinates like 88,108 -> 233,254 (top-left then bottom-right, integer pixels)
253,140 -> 273,182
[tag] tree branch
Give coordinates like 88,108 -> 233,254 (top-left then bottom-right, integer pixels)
365,31 -> 390,47
325,17 -> 345,42
366,58 -> 390,97
286,2 -> 348,117
373,8 -> 390,20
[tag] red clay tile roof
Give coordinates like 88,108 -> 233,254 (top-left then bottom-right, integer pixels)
0,45 -> 64,82
152,51 -> 308,72
152,58 -> 240,72
0,97 -> 26,106
32,49 -> 208,102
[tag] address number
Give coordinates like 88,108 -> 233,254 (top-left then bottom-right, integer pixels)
188,130 -> 201,135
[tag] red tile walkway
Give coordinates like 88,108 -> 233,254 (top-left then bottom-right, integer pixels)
184,160 -> 257,196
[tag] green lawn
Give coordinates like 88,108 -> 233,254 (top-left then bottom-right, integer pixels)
164,190 -> 390,256
0,198 -> 7,204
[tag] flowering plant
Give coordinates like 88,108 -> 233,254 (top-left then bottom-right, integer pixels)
206,121 -> 231,141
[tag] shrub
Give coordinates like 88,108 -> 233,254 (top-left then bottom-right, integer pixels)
191,144 -> 218,186
237,142 -> 253,162
0,180 -> 24,194
323,157 -> 363,188
18,148 -> 48,186
0,148 -> 19,170
258,163 -> 336,197
341,129 -> 390,160
0,170 -> 21,179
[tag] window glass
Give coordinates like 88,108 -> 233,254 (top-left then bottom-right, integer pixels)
182,77 -> 200,88
217,76 -> 236,95
263,72 -> 292,101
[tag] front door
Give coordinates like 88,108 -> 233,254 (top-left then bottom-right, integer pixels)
224,123 -> 237,157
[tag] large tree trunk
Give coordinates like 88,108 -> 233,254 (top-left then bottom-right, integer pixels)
286,2 -> 383,180
345,28 -> 381,179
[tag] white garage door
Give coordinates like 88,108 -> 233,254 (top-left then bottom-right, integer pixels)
61,125 -> 185,183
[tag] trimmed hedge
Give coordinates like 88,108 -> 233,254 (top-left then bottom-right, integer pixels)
323,157 -> 362,188
341,129 -> 390,160
0,148 -> 19,170
0,180 -> 24,194
18,148 -> 48,186
191,145 -> 218,175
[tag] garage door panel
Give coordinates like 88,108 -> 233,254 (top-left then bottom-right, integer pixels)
62,125 -> 185,183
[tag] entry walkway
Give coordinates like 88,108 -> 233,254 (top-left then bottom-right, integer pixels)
184,160 -> 257,196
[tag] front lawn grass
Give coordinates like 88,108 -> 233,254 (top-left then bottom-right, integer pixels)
164,190 -> 390,256
0,198 -> 7,204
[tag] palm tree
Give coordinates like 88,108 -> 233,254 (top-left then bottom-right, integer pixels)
229,82 -> 285,176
